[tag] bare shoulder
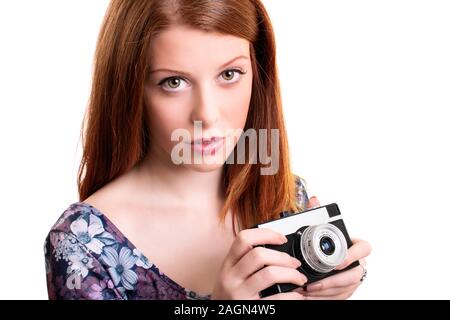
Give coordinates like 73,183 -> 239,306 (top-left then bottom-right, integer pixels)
82,168 -> 140,223
81,166 -> 180,236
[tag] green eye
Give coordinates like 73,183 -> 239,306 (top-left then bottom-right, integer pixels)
222,70 -> 235,81
167,78 -> 181,89
158,77 -> 188,91
221,69 -> 246,82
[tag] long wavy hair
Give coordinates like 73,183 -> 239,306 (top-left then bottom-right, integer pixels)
77,0 -> 305,236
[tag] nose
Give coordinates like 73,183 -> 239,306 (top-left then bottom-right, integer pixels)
190,83 -> 220,128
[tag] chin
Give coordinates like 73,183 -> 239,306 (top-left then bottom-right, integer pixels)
183,161 -> 226,172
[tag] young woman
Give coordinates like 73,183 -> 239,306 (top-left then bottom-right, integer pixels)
44,0 -> 371,300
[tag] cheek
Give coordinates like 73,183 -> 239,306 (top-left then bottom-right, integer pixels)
223,78 -> 252,130
220,79 -> 252,152
144,91 -> 190,149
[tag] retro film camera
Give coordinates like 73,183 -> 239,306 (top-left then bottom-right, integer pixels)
252,203 -> 359,298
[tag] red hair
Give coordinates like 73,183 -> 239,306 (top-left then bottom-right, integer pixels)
78,0 -> 305,236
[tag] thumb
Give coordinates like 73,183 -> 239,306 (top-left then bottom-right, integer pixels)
307,196 -> 321,209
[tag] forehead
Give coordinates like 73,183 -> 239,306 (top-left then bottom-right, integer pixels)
149,26 -> 250,68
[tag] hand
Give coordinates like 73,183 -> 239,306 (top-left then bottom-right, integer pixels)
295,196 -> 372,300
211,228 -> 308,300
307,195 -> 321,209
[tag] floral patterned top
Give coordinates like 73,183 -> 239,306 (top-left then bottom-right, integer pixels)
44,175 -> 310,300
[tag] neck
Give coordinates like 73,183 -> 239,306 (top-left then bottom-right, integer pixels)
133,143 -> 226,208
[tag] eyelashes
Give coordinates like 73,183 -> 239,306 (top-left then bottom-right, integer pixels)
157,68 -> 247,93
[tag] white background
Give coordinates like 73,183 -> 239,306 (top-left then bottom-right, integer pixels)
0,1 -> 448,299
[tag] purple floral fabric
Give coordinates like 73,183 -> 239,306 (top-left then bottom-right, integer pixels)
44,175 -> 310,300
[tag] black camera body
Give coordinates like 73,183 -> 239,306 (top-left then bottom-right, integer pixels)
252,203 -> 359,298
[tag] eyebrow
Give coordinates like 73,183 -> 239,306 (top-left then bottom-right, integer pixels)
149,55 -> 249,77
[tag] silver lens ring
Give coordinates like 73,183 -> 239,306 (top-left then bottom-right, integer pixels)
300,224 -> 348,273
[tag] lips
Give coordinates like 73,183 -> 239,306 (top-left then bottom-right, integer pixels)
190,136 -> 225,155
191,136 -> 224,145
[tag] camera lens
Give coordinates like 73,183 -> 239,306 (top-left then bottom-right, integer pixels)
300,223 -> 347,274
320,236 -> 335,255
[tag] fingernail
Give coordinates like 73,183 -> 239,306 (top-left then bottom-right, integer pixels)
291,257 -> 301,267
280,235 -> 288,243
307,282 -> 323,291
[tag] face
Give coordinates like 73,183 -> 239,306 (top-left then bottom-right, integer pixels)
144,25 -> 253,172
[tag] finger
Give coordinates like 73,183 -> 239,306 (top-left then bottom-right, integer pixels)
224,228 -> 288,269
303,283 -> 359,297
306,265 -> 364,292
307,196 -> 320,209
260,291 -> 305,300
232,246 -> 302,281
336,239 -> 372,270
241,265 -> 308,297
304,288 -> 355,300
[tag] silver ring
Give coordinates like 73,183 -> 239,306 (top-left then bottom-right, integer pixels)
360,266 -> 368,282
